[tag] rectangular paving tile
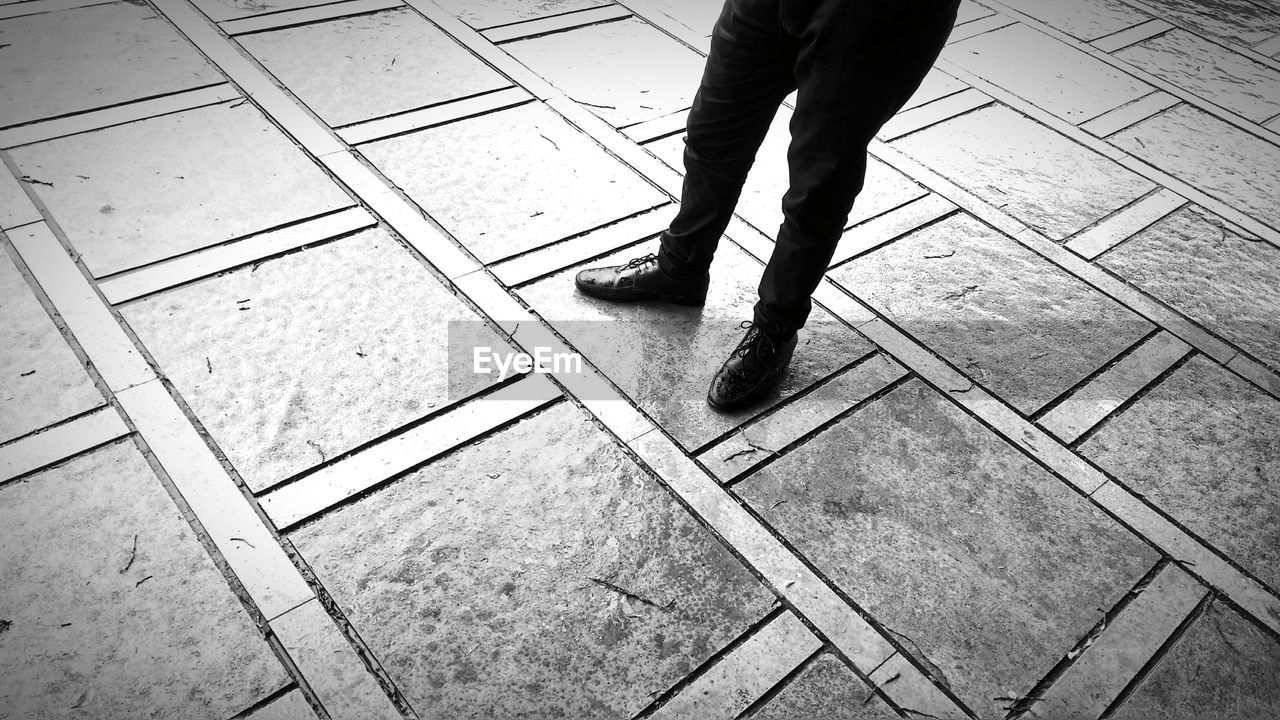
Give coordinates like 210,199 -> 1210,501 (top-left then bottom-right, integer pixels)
0,170 -> 39,229
830,213 -> 1153,414
893,104 -> 1155,240
1066,187 -> 1187,259
0,440 -> 288,719
432,0 -> 607,28
1097,204 -> 1280,370
191,0 -> 344,22
239,8 -> 509,128
518,239 -> 871,450
1109,600 -> 1280,719
1090,18 -> 1176,53
0,249 -> 102,444
360,103 -> 666,263
120,228 -> 506,493
504,18 -> 706,128
947,23 -> 1152,122
1079,355 -> 1280,593
1116,29 -> 1280,122
997,0 -> 1149,41
0,2 -> 221,128
291,401 -> 775,719
1135,0 -> 1280,47
750,653 -> 897,719
735,379 -> 1157,719
8,102 -> 353,277
903,68 -> 968,110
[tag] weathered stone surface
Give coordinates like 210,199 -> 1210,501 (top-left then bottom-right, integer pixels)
996,0 -> 1149,40
0,251 -> 102,444
245,690 -> 317,720
361,103 -> 665,263
0,441 -> 287,719
191,0 -> 339,22
1117,30 -> 1280,123
1113,105 -> 1280,232
1098,205 -> 1280,370
647,108 -> 926,237
122,229 -> 503,492
1079,355 -> 1280,591
0,3 -> 220,128
736,380 -> 1157,719
505,18 -> 706,127
830,213 -> 1152,413
635,0 -> 723,35
1110,601 -> 1280,720
432,0 -> 607,28
518,239 -> 870,450
239,9 -> 509,128
894,105 -> 1154,239
751,653 -> 898,720
9,102 -> 352,277
946,23 -> 1152,122
292,402 -> 773,719
1138,0 -> 1280,46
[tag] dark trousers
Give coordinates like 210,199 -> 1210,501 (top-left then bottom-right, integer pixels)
657,0 -> 960,337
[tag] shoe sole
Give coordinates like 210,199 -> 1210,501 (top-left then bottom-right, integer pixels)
574,279 -> 707,306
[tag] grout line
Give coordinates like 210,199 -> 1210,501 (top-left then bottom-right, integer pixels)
0,406 -> 129,483
100,206 -> 375,304
1065,187 -> 1187,259
0,0 -> 113,21
261,375 -> 561,531
1089,18 -> 1175,53
1079,91 -> 1181,138
337,85 -> 532,145
482,3 -> 630,44
220,0 -> 404,36
0,84 -> 242,149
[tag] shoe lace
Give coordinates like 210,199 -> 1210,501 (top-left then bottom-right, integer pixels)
733,321 -> 777,365
622,253 -> 658,270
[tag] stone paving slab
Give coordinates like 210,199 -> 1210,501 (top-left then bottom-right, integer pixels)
1097,204 -> 1280,370
0,440 -> 287,719
360,102 -> 666,263
1112,104 -> 1280,231
735,379 -> 1158,718
191,0 -> 341,22
1136,0 -> 1280,47
505,17 -> 706,128
0,249 -> 102,444
1115,28 -> 1280,123
8,101 -> 352,277
830,212 -> 1153,414
239,8 -> 510,128
432,0 -> 607,28
996,0 -> 1150,41
634,0 -> 721,36
121,228 -> 505,492
749,653 -> 898,720
946,22 -> 1152,122
1109,600 -> 1280,720
0,2 -> 220,128
292,401 -> 775,719
893,104 -> 1154,240
519,239 -> 870,450
1079,354 -> 1280,592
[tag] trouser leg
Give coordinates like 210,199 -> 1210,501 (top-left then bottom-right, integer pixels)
657,0 -> 797,281
753,0 -> 960,336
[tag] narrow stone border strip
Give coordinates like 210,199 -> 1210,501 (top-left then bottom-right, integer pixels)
955,0 -> 996,26
1029,564 -> 1206,719
614,0 -> 710,54
699,353 -> 906,483
876,87 -> 993,141
336,86 -> 532,145
220,0 -> 403,36
1038,331 -> 1192,444
829,193 -> 959,267
99,206 -> 374,304
869,653 -> 971,719
625,107 -> 688,143
1090,481 -> 1280,636
0,0 -> 112,20
491,204 -> 672,287
1078,91 -> 1181,138
270,598 -> 402,720
260,374 -> 561,531
1227,353 -> 1280,398
0,167 -> 41,229
945,13 -> 1016,45
119,379 -> 315,620
5,221 -> 156,392
0,84 -> 241,149
1254,33 -> 1280,58
1065,187 -> 1187,259
648,611 -> 821,720
1089,18 -> 1175,53
237,688 -> 315,719
0,406 -> 127,483
1113,0 -> 1280,72
482,4 -> 630,44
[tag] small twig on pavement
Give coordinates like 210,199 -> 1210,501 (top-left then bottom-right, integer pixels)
119,534 -> 138,574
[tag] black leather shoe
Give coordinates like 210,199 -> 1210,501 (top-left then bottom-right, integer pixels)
707,322 -> 798,411
574,253 -> 709,306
